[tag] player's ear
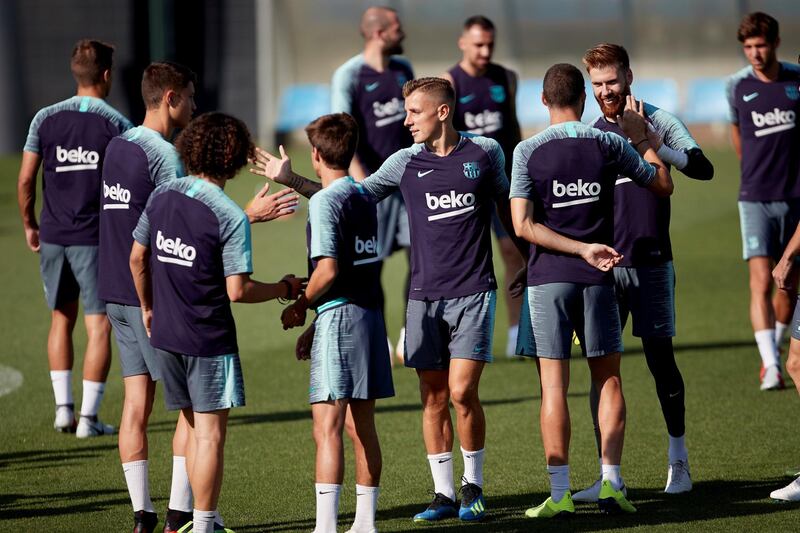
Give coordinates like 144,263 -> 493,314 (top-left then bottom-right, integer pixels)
625,68 -> 633,86
457,34 -> 466,52
541,92 -> 548,108
165,90 -> 177,108
438,102 -> 450,122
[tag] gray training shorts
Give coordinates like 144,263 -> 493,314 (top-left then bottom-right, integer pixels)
738,200 -> 800,262
613,261 -> 676,338
309,303 -> 395,404
39,242 -> 105,314
107,302 -> 160,380
156,350 -> 245,413
404,290 -> 496,370
518,282 -> 622,359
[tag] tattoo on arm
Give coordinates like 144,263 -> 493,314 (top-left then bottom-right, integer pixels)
288,172 -> 322,198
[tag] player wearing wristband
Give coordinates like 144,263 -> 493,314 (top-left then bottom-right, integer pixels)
130,113 -> 305,533
253,77 -> 527,524
442,15 -> 525,357
511,63 -> 673,518
280,113 -> 393,533
568,43 -> 714,501
727,12 -> 800,391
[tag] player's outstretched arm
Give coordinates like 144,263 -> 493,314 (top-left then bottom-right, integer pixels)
618,96 -> 673,197
250,145 -> 322,198
510,198 -> 621,272
130,242 -> 154,336
774,224 -> 800,291
281,257 -> 338,330
245,181 -> 299,224
226,273 -> 306,304
17,151 -> 42,252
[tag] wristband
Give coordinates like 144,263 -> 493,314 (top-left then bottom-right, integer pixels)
633,138 -> 649,150
278,279 -> 292,303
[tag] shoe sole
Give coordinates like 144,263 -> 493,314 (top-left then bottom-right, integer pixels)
525,509 -> 574,519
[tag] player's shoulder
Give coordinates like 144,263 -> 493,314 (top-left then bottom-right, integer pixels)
726,66 -> 753,91
79,96 -> 133,130
780,62 -> 800,79
463,133 -> 502,155
333,54 -> 366,79
389,55 -> 413,74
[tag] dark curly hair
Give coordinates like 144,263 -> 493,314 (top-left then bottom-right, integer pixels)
175,112 -> 254,181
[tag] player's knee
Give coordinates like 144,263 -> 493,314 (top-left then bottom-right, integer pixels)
786,351 -> 800,380
85,314 -> 111,337
449,382 -> 479,410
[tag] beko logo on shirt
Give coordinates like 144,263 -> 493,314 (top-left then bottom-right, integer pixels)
425,190 -> 476,221
103,181 -> 131,210
353,235 -> 382,266
155,230 -> 196,267
373,98 -> 405,127
464,110 -> 502,135
751,108 -> 796,137
552,179 -> 601,209
55,145 -> 100,172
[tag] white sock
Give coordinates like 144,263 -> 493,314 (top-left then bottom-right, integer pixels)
214,510 -> 224,526
192,509 -> 216,533
50,370 -> 73,406
169,456 -> 193,512
776,322 -> 789,349
547,464 -> 570,502
122,460 -> 155,512
427,452 -> 456,501
668,435 -> 688,463
461,447 -> 485,488
80,379 -> 105,417
351,484 -> 379,532
601,464 -> 622,491
314,483 -> 341,533
505,324 -> 519,356
755,329 -> 780,368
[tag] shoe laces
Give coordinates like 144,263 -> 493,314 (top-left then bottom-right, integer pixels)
459,477 -> 482,506
428,491 -> 456,510
670,459 -> 689,482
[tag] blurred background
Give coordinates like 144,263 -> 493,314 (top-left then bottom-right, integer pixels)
1,0 -> 799,154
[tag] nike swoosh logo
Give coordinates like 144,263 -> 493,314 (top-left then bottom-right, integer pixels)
459,94 -> 476,104
417,169 -> 434,177
653,323 -> 667,329
669,391 -> 681,398
319,491 -> 334,495
365,82 -> 380,92
438,458 -> 451,463
743,92 -> 759,102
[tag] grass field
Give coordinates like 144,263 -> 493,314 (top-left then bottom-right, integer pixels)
2,145 -> 800,532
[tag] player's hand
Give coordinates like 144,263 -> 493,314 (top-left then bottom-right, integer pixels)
773,256 -> 796,291
24,227 -> 40,253
509,266 -> 527,299
250,145 -> 292,186
579,243 -> 622,271
280,274 -> 307,300
645,122 -> 663,152
617,95 -> 648,146
295,324 -> 315,360
245,182 -> 299,223
141,308 -> 153,338
281,302 -> 307,329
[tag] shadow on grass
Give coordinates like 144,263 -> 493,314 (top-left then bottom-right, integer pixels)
0,442 -> 118,471
0,488 -> 128,519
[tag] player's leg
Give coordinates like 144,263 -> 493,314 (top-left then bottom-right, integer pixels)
165,411 -> 194,532
188,409 -> 229,533
312,399 -> 348,533
346,400 -> 381,533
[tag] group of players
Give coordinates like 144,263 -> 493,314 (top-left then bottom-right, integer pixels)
14,6 -> 800,533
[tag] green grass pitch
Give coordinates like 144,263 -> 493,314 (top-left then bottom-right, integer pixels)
1,146 -> 800,531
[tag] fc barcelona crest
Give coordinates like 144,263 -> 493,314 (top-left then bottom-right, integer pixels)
463,162 -> 480,179
786,85 -> 800,101
489,85 -> 506,103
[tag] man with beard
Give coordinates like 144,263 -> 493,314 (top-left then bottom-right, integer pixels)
442,15 -> 525,357
727,12 -> 800,391
567,43 -> 713,501
331,6 -> 414,359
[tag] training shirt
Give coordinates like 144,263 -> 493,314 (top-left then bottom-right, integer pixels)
331,54 -> 414,174
306,177 -> 382,313
510,121 -> 656,286
590,103 -> 699,267
726,62 -> 800,202
98,126 -> 185,306
360,134 -> 508,300
133,177 -> 252,357
448,63 -> 520,171
24,95 -> 133,246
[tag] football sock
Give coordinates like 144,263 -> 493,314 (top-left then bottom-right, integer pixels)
427,452 -> 456,500
214,510 -> 224,526
642,336 -> 686,437
314,483 -> 341,533
547,464 -> 570,502
601,464 -> 623,491
755,329 -> 780,368
50,369 -> 72,406
461,447 -> 485,488
169,456 -> 193,512
122,460 -> 155,512
192,509 -> 216,533
80,379 -> 105,417
506,324 -> 519,356
668,435 -> 688,463
776,321 -> 789,349
352,484 -> 379,532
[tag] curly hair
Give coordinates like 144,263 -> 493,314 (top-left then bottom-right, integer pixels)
175,112 -> 254,181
